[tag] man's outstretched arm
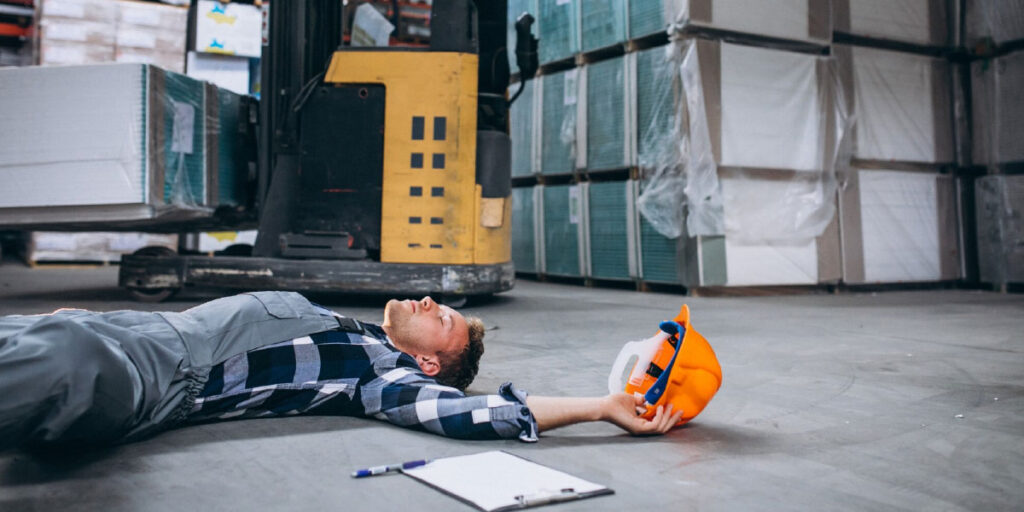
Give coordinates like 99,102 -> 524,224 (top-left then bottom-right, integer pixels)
526,393 -> 684,435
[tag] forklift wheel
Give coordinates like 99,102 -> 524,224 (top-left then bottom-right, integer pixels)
128,287 -> 178,303
125,246 -> 180,303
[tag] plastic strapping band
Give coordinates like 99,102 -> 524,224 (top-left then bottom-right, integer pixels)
644,321 -> 685,405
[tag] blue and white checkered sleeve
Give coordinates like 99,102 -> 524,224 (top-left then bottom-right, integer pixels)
361,362 -> 538,442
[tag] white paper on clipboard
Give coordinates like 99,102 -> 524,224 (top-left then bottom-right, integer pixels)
401,451 -> 613,511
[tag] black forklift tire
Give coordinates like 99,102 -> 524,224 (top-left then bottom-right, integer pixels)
124,246 -> 181,303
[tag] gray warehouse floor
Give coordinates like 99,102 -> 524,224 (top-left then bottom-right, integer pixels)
0,264 -> 1022,511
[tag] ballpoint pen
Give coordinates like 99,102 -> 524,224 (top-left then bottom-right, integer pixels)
351,459 -> 430,478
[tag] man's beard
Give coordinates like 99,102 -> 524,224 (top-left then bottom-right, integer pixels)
383,300 -> 416,351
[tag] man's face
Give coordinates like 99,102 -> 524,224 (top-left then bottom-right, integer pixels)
382,296 -> 469,363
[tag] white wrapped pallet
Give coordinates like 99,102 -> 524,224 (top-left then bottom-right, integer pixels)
970,49 -> 1024,167
839,169 -> 961,283
833,0 -> 950,47
669,0 -> 831,47
975,175 -> 1024,285
0,63 -> 225,229
966,0 -> 1024,48
835,44 -> 954,165
637,39 -> 845,242
683,174 -> 841,287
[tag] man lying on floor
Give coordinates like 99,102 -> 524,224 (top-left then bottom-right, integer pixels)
0,291 -> 682,450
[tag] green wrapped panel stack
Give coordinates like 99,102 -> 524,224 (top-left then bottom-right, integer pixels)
588,181 -> 632,280
162,70 -> 207,207
510,80 -> 535,177
635,45 -> 675,170
629,0 -> 671,39
543,184 -> 582,277
507,0 -> 538,72
581,0 -> 626,52
538,0 -> 579,64
216,87 -> 245,206
586,56 -> 627,171
639,213 -> 680,284
511,186 -> 537,273
540,69 -> 577,175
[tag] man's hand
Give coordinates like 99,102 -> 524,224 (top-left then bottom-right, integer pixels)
600,393 -> 684,436
526,393 -> 684,436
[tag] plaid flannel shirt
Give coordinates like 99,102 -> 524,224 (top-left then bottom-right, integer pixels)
187,314 -> 539,442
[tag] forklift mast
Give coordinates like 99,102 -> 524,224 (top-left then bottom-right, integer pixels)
118,0 -> 539,302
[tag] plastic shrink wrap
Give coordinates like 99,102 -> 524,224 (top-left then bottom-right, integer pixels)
975,175 -> 1024,285
834,0 -> 950,47
633,38 -> 849,286
0,63 -> 249,230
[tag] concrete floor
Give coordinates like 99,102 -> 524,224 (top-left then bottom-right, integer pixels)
0,263 -> 1022,511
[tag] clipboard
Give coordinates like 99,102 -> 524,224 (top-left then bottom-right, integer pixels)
401,450 -> 614,511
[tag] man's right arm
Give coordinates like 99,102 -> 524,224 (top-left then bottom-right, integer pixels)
526,393 -> 684,435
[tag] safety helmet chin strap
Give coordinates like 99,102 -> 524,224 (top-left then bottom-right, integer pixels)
643,321 -> 684,406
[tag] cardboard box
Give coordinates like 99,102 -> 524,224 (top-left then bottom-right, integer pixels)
835,44 -> 954,165
194,0 -> 262,58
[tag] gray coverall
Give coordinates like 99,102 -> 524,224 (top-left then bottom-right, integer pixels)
0,291 -> 338,450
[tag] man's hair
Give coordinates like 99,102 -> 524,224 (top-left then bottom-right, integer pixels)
434,316 -> 485,391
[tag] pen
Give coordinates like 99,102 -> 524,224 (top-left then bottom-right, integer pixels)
351,459 -> 430,478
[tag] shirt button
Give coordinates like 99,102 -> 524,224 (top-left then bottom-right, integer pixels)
520,407 -> 529,415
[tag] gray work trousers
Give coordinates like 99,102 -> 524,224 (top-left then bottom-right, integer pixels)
0,292 -> 337,450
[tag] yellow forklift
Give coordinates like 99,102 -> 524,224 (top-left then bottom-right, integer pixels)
120,0 -> 538,305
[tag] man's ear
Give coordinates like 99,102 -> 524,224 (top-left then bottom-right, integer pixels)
415,354 -> 441,376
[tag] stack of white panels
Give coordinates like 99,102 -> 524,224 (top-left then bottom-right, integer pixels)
691,40 -> 829,172
673,0 -> 831,47
970,50 -> 1024,168
975,175 -> 1024,285
0,63 -> 216,229
839,169 -> 961,284
836,44 -> 954,165
833,0 -> 949,47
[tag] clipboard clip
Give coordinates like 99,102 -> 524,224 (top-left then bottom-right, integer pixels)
514,488 -> 580,508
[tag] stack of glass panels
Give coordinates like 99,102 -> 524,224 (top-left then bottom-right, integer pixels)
581,0 -> 626,52
543,184 -> 583,276
629,0 -> 671,39
588,180 -> 633,280
586,56 -> 628,171
511,186 -> 537,273
510,80 -> 535,177
538,0 -> 579,64
540,69 -> 578,175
